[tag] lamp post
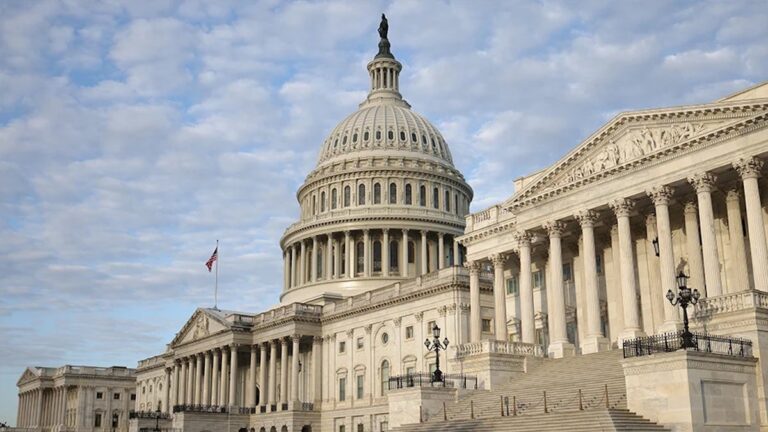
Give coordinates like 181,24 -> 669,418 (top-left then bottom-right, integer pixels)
666,271 -> 701,348
424,323 -> 449,383
154,403 -> 162,432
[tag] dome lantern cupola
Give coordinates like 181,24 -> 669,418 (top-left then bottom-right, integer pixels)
361,13 -> 409,109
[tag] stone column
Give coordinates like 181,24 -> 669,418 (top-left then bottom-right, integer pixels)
280,338 -> 289,407
203,351 -> 212,405
36,388 -> 42,427
348,231 -> 356,278
363,229 -> 371,277
220,347 -> 229,406
164,368 -> 171,412
735,157 -> 768,292
194,353 -> 203,405
438,233 -> 446,269
453,239 -> 460,266
291,335 -> 301,403
290,244 -> 297,288
344,231 -> 352,278
311,236 -> 318,283
326,234 -> 333,280
688,172 -> 723,297
187,357 -> 195,404
514,231 -> 535,344
490,253 -> 508,341
248,345 -> 257,407
299,240 -> 306,285
312,336 -> 322,404
467,260 -> 482,342
683,201 -> 706,292
401,229 -> 409,277
575,210 -> 610,353
544,220 -> 575,357
179,359 -> 187,405
420,230 -> 428,274
383,229 -> 390,276
229,344 -> 239,407
647,186 -> 680,331
334,237 -> 341,279
268,340 -> 277,407
259,342 -> 268,410
211,350 -> 219,406
283,251 -> 289,291
610,198 -> 645,339
724,187 -> 750,293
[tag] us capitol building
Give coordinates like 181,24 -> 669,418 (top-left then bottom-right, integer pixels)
13,16 -> 768,432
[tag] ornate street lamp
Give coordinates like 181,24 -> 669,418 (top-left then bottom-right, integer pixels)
424,323 -> 449,383
666,271 -> 701,348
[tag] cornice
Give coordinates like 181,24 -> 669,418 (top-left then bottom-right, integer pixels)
458,218 -> 518,247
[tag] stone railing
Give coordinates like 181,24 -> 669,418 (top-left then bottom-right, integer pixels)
286,206 -> 464,233
454,340 -> 545,359
694,289 -> 768,317
52,365 -> 135,377
465,204 -> 515,232
251,302 -> 323,327
137,355 -> 167,370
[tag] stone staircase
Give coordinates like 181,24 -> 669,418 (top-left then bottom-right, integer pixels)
392,350 -> 670,431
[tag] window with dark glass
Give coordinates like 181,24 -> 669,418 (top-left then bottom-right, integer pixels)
405,184 -> 412,205
373,241 -> 382,272
389,183 -> 397,204
389,240 -> 398,273
358,184 -> 366,205
321,191 -> 326,212
339,377 -> 346,401
356,242 -> 364,273
373,183 -> 381,204
356,374 -> 364,399
332,188 -> 338,209
433,187 -> 439,209
388,130 -> 394,140
381,360 -> 390,396
344,186 -> 351,207
419,186 -> 426,206
444,190 -> 450,212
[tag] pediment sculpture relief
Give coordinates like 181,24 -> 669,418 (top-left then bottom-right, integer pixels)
192,314 -> 210,340
551,122 -> 707,188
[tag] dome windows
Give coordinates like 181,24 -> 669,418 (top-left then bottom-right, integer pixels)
358,184 -> 366,205
388,130 -> 394,140
374,183 -> 382,204
364,131 -> 370,141
334,138 -> 339,148
353,133 -> 358,143
331,188 -> 338,209
400,131 -> 406,141
376,130 -> 382,140
422,135 -> 427,145
342,135 -> 348,145
389,183 -> 397,204
405,184 -> 412,205
411,132 -> 417,142
344,186 -> 351,207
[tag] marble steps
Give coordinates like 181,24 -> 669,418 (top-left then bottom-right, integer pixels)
391,408 -> 670,432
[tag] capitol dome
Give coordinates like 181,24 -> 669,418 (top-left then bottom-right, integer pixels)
279,20 -> 473,304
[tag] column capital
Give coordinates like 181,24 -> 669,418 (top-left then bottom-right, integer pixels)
420,229 -> 428,236
514,230 -> 532,247
393,316 -> 402,327
251,344 -> 258,352
291,334 -> 301,343
725,186 -> 742,202
438,232 -> 445,238
574,210 -> 599,228
647,185 -> 674,206
734,156 -> 764,180
490,253 -> 507,267
229,343 -> 239,351
364,324 -> 372,334
381,227 -> 389,234
363,228 -> 370,235
313,335 -> 323,343
401,228 -> 408,235
645,212 -> 657,226
688,172 -> 717,193
464,260 -> 481,274
609,198 -> 635,217
543,220 -> 567,237
280,337 -> 289,346
683,199 -> 698,214
327,232 -> 334,240
344,230 -> 351,237
414,311 -> 424,322
312,235 -> 318,243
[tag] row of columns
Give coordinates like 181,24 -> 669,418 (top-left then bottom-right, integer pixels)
466,156 -> 768,357
17,386 -> 67,428
284,229 -> 463,289
172,345 -> 240,409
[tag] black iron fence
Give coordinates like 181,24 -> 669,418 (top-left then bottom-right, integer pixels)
622,331 -> 753,358
388,373 -> 478,390
171,405 -> 255,414
129,411 -> 171,419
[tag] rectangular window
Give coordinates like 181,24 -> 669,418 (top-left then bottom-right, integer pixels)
427,320 -> 436,334
506,276 -> 519,295
339,426 -> 345,432
562,262 -> 572,281
339,377 -> 347,401
339,341 -> 346,354
481,319 -> 492,333
405,325 -> 414,339
358,424 -> 364,432
380,421 -> 388,431
96,392 -> 103,399
130,394 -> 136,401
94,413 -> 102,428
533,270 -> 545,289
113,392 -> 120,400
356,374 -> 364,399
357,337 -> 364,350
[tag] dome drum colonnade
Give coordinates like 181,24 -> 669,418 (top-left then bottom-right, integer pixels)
462,155 -> 768,357
280,29 -> 473,304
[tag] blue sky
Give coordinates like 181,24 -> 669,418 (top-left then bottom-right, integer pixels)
1,0 -> 767,424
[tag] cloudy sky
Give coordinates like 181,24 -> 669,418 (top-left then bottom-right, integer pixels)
1,0 -> 766,422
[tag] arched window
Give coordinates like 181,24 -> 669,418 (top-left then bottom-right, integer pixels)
389,240 -> 399,274
389,183 -> 397,204
373,240 -> 382,273
364,131 -> 369,141
312,195 -> 316,214
331,188 -> 338,210
381,360 -> 391,396
433,187 -> 439,209
405,184 -> 412,205
388,130 -> 394,140
419,185 -> 426,207
454,193 -> 459,215
373,183 -> 381,204
317,247 -> 323,277
411,132 -> 417,142
444,190 -> 450,212
376,130 -> 381,140
356,242 -> 365,274
344,186 -> 351,207
399,131 -> 406,141
358,184 -> 366,205
321,191 -> 326,212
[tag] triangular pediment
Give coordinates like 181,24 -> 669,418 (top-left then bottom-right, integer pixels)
17,367 -> 39,386
170,308 -> 230,348
507,99 -> 768,209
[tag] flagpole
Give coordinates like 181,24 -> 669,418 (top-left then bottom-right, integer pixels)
214,239 -> 219,310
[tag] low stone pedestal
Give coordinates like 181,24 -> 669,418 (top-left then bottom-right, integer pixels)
622,350 -> 759,432
387,386 -> 457,429
451,340 -> 541,389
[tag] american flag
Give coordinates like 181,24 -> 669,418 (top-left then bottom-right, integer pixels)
205,247 -> 218,272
